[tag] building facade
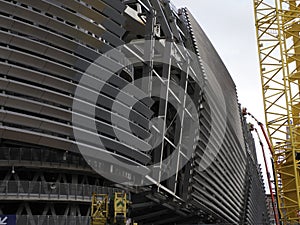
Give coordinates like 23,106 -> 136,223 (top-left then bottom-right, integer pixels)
0,0 -> 269,224
266,194 -> 277,225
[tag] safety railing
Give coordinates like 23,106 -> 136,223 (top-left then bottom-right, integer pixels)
0,147 -> 90,170
0,181 -> 119,201
16,215 -> 90,225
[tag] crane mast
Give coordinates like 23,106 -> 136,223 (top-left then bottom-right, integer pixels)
253,0 -> 300,223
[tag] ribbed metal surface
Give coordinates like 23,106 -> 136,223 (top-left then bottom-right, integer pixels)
0,0 -> 147,221
240,116 -> 270,224
0,0 -> 153,171
0,0 -> 269,224
245,164 -> 269,224
183,8 -> 246,223
181,8 -> 269,224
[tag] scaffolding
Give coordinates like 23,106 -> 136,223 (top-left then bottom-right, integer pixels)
253,0 -> 300,223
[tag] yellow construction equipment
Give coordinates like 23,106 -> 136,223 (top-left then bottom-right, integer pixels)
91,192 -> 136,225
113,192 -> 127,225
91,194 -> 109,225
253,0 -> 300,223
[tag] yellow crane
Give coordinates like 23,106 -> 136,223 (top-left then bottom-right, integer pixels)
253,0 -> 300,223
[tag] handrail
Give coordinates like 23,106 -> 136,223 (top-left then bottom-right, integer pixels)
16,215 -> 90,225
0,147 -> 89,169
0,180 -> 119,201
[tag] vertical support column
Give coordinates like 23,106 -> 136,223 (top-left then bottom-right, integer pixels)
141,0 -> 155,96
157,40 -> 173,187
173,56 -> 190,195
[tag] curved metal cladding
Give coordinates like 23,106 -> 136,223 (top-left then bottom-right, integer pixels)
0,0 -> 270,224
0,0 -> 147,223
240,114 -> 270,224
180,8 -> 269,224
0,0 -> 150,161
244,161 -> 270,224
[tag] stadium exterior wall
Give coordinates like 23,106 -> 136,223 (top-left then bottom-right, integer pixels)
0,0 -> 269,224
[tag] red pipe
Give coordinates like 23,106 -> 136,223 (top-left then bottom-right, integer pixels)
242,108 -> 280,225
258,122 -> 274,157
254,128 -> 280,225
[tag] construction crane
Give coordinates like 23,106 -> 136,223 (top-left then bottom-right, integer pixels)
253,0 -> 300,223
91,192 -> 137,225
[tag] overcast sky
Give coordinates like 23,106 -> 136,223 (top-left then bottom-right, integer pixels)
171,1 -> 272,188
171,0 -> 264,122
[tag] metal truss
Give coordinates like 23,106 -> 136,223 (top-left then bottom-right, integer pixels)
125,0 -> 203,199
253,0 -> 300,223
0,0 -> 271,223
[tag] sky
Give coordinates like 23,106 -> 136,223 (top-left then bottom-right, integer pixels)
171,0 -> 264,121
171,1 -> 272,189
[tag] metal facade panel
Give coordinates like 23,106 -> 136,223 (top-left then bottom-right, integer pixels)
0,0 -> 269,224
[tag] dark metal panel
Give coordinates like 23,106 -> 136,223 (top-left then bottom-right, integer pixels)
101,0 -> 126,13
0,0 -> 270,224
